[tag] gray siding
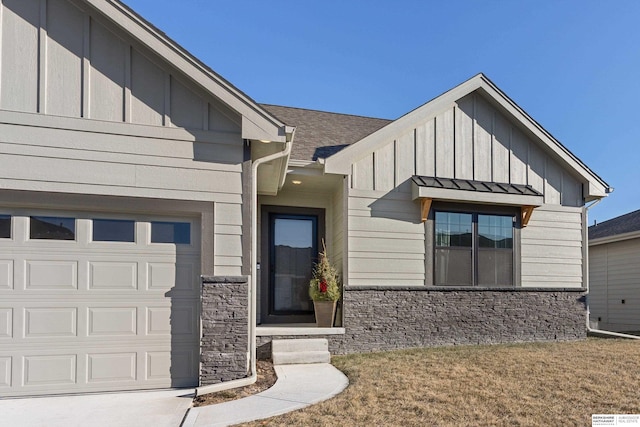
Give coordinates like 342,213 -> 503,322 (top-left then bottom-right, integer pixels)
332,178 -> 345,280
0,0 -> 242,132
0,0 -> 247,276
520,205 -> 584,287
589,239 -> 640,331
347,188 -> 425,286
345,92 -> 587,288
351,92 -> 583,207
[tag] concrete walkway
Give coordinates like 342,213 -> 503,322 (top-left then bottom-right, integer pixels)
0,363 -> 348,427
185,363 -> 348,426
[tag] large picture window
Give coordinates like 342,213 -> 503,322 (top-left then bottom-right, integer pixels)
435,210 -> 514,287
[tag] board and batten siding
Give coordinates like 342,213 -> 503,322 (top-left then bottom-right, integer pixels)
588,239 -> 640,332
0,0 -> 242,132
0,0 -> 247,276
347,92 -> 586,288
351,93 -> 583,207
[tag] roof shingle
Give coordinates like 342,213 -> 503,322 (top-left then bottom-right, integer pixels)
589,209 -> 640,240
260,104 -> 392,161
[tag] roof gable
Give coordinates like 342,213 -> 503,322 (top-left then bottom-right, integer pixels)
324,74 -> 609,201
83,0 -> 289,142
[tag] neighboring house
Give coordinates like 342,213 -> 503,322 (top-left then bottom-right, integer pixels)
0,0 -> 610,398
589,210 -> 640,333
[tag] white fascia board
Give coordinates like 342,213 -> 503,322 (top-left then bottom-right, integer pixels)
324,73 -> 609,199
88,0 -> 287,142
411,183 -> 544,207
589,230 -> 640,247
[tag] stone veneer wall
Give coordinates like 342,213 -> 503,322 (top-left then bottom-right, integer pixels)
258,287 -> 587,357
200,276 -> 249,385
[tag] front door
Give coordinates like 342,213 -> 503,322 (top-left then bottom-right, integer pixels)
261,206 -> 325,324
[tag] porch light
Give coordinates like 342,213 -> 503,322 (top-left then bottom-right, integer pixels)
291,180 -> 302,185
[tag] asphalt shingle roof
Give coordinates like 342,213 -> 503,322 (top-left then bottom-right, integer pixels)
260,104 -> 392,161
589,209 -> 640,240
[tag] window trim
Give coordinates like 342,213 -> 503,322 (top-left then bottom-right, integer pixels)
427,202 -> 521,287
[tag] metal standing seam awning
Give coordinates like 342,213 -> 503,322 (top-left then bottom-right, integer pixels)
411,176 -> 544,226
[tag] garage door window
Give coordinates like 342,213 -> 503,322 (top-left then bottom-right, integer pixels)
151,221 -> 190,244
93,219 -> 135,242
30,216 -> 75,240
0,215 -> 10,238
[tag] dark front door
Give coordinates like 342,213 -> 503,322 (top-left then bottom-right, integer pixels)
261,206 -> 325,324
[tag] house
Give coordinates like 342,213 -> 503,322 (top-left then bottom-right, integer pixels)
0,0 -> 610,398
589,210 -> 640,333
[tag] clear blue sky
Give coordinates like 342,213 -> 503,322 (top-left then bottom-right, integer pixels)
122,0 -> 640,224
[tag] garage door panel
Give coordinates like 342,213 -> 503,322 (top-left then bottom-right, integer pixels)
24,354 -> 77,386
0,357 -> 11,387
24,307 -> 77,337
0,260 -> 13,289
87,353 -> 137,383
1,211 -> 201,397
89,262 -> 137,290
0,308 -> 12,338
26,260 -> 77,290
88,307 -> 137,336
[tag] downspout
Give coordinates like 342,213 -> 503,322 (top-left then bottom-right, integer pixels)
584,198 -> 640,340
195,133 -> 293,397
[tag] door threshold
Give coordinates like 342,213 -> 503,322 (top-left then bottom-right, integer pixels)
256,324 -> 345,336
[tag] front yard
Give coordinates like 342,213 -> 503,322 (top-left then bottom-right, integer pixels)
243,338 -> 640,426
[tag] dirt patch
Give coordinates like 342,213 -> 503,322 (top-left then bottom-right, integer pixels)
193,360 -> 277,407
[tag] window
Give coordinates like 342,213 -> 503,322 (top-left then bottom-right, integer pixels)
435,210 -> 514,287
30,216 -> 76,240
93,219 -> 135,242
151,221 -> 191,244
0,215 -> 10,238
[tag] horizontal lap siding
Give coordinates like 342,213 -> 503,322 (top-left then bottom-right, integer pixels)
348,189 -> 425,286
521,205 -> 583,287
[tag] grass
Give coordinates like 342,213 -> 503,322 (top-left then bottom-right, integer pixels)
241,338 -> 640,426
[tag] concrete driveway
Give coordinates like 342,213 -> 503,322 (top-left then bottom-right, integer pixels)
0,388 -> 194,427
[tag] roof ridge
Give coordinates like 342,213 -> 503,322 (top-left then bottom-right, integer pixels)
259,103 -> 393,121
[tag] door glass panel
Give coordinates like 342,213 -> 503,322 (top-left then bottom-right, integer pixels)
151,221 -> 191,244
93,219 -> 135,242
30,216 -> 75,240
0,215 -> 10,238
272,217 -> 315,313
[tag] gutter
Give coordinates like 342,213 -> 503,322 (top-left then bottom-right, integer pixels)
584,198 -> 640,340
194,131 -> 294,396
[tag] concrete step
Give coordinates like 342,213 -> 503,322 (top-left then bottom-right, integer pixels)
272,350 -> 331,365
271,338 -> 330,365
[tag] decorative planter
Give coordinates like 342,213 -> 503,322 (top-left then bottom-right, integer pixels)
313,300 -> 337,327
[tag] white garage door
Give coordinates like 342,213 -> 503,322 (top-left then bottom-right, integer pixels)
0,210 -> 201,397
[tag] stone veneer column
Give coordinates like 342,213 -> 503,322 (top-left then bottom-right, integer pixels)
200,276 -> 249,385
